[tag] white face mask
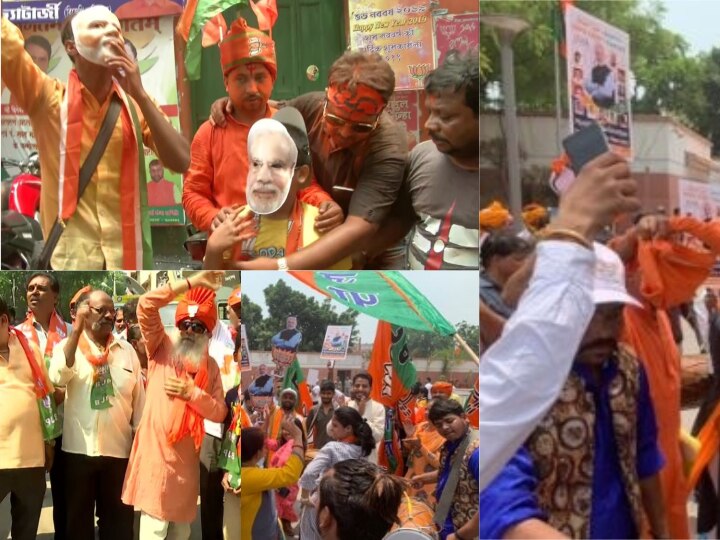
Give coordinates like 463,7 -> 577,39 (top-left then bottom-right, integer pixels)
246,123 -> 297,215
71,6 -> 123,66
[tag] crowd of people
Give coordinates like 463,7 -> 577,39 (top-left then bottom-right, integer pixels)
240,367 -> 479,540
1,6 -> 479,271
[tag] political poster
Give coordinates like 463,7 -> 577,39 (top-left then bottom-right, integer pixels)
348,0 -> 435,90
565,4 -> 632,159
386,91 -> 420,149
1,0 -> 182,23
434,12 -> 478,66
270,316 -> 302,379
320,325 -> 353,361
1,16 -> 184,225
678,179 -> 720,221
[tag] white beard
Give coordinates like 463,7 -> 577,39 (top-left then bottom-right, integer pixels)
171,329 -> 209,372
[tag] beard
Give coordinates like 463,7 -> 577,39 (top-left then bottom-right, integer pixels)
171,329 -> 209,373
247,185 -> 285,215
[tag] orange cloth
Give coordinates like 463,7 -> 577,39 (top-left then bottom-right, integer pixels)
147,179 -> 178,207
70,286 -> 92,309
167,358 -> 209,451
431,381 -> 453,398
121,285 -> 227,523
219,18 -> 276,79
115,0 -> 182,19
619,226 -> 717,539
1,18 -> 163,269
228,286 -> 242,308
19,310 -> 68,362
404,421 -> 444,505
175,287 -> 217,332
479,201 -> 510,230
522,203 -> 548,231
327,84 -> 385,120
183,110 -> 332,232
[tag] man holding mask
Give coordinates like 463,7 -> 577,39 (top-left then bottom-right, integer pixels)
1,6 -> 190,269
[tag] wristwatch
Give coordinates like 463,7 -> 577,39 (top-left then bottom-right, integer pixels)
277,257 -> 289,271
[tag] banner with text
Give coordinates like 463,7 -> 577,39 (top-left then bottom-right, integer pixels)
1,0 -> 182,23
386,90 -> 420,148
348,0 -> 435,91
434,12 -> 478,66
565,4 -> 632,159
1,16 -> 184,224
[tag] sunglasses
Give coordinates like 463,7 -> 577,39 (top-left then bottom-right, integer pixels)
178,320 -> 207,334
322,101 -> 379,134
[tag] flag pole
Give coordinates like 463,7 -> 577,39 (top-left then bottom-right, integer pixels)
453,334 -> 479,365
554,5 -> 563,154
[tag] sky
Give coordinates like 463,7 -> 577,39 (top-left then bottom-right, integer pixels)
660,0 -> 720,54
241,271 -> 479,343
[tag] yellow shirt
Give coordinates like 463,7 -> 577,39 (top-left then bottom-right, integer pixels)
237,202 -> 351,269
0,334 -> 51,469
1,17 -> 162,270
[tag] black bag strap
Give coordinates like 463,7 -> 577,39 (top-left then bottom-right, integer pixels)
433,429 -> 479,528
35,94 -> 123,269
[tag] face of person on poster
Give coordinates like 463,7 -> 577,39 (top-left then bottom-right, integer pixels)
24,36 -> 52,73
149,161 -> 165,183
286,316 -> 297,330
70,6 -> 124,66
246,120 -> 297,215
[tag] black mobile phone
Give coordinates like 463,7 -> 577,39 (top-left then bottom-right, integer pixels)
562,122 -> 610,174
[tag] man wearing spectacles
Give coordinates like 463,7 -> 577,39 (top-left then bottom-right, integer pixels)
48,290 -> 146,540
183,18 -> 343,238
210,51 -> 409,270
121,271 -> 228,539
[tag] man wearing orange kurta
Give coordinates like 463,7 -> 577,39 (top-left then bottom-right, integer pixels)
0,7 -> 189,269
182,17 -> 338,234
121,271 -> 228,538
613,214 -> 720,539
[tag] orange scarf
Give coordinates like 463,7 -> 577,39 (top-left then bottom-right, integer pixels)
20,311 -> 67,360
78,333 -> 112,375
58,69 -> 147,269
167,356 -> 209,451
10,327 -> 52,399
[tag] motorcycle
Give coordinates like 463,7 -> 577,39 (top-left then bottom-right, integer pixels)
1,152 -> 42,220
1,210 -> 44,269
183,223 -> 207,270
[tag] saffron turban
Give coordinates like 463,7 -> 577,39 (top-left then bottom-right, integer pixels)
176,287 -> 217,332
219,17 -> 277,80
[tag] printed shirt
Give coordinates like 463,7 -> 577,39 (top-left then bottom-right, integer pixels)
236,203 -> 351,269
437,436 -> 479,539
49,333 -> 146,458
0,334 -> 52,468
1,17 -> 164,270
479,362 -> 664,539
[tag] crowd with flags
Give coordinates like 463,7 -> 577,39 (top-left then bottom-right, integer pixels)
238,271 -> 480,540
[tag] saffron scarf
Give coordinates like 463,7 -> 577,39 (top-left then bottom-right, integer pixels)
167,356 -> 209,451
58,69 -> 151,269
78,333 -> 115,410
20,311 -> 67,366
10,328 -> 62,440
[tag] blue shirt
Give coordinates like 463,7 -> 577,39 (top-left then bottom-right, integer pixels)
436,435 -> 480,540
480,360 -> 664,539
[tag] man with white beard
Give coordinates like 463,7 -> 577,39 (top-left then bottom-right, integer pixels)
121,271 -> 228,539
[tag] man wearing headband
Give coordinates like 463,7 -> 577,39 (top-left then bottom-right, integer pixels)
1,7 -> 189,270
203,108 -> 351,269
210,51 -> 409,270
183,18 -> 342,237
121,271 -> 227,539
394,52 -> 480,270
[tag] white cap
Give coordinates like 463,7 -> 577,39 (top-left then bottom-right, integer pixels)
592,242 -> 642,307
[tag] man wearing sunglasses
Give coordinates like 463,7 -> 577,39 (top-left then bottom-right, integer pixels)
49,290 -> 146,540
121,271 -> 228,539
183,18 -> 342,237
210,51 -> 409,270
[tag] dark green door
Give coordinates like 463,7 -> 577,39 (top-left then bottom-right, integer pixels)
188,0 -> 346,134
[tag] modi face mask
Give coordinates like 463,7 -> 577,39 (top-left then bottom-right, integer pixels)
71,6 -> 123,66
246,119 -> 298,215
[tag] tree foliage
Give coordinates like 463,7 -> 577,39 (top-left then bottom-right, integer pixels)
241,280 -> 360,352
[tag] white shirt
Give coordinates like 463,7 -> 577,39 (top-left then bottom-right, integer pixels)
347,397 -> 385,464
479,241 -> 595,490
49,332 -> 146,459
205,320 -> 237,438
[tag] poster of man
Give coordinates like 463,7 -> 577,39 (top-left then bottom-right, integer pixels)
320,325 -> 353,361
565,4 -> 632,159
146,159 -> 180,207
270,315 -> 302,378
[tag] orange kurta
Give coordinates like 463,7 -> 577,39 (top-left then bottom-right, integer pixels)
121,285 -> 227,523
182,110 -> 333,232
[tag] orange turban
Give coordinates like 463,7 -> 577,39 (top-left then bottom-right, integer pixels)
70,285 -> 92,308
228,286 -> 242,308
175,287 -> 217,332
219,17 -> 277,80
479,201 -> 511,230
522,203 -> 548,231
432,381 -> 453,397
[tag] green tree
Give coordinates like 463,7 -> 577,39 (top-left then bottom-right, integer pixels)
241,294 -> 266,350
404,322 -> 479,361
260,280 -> 359,352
